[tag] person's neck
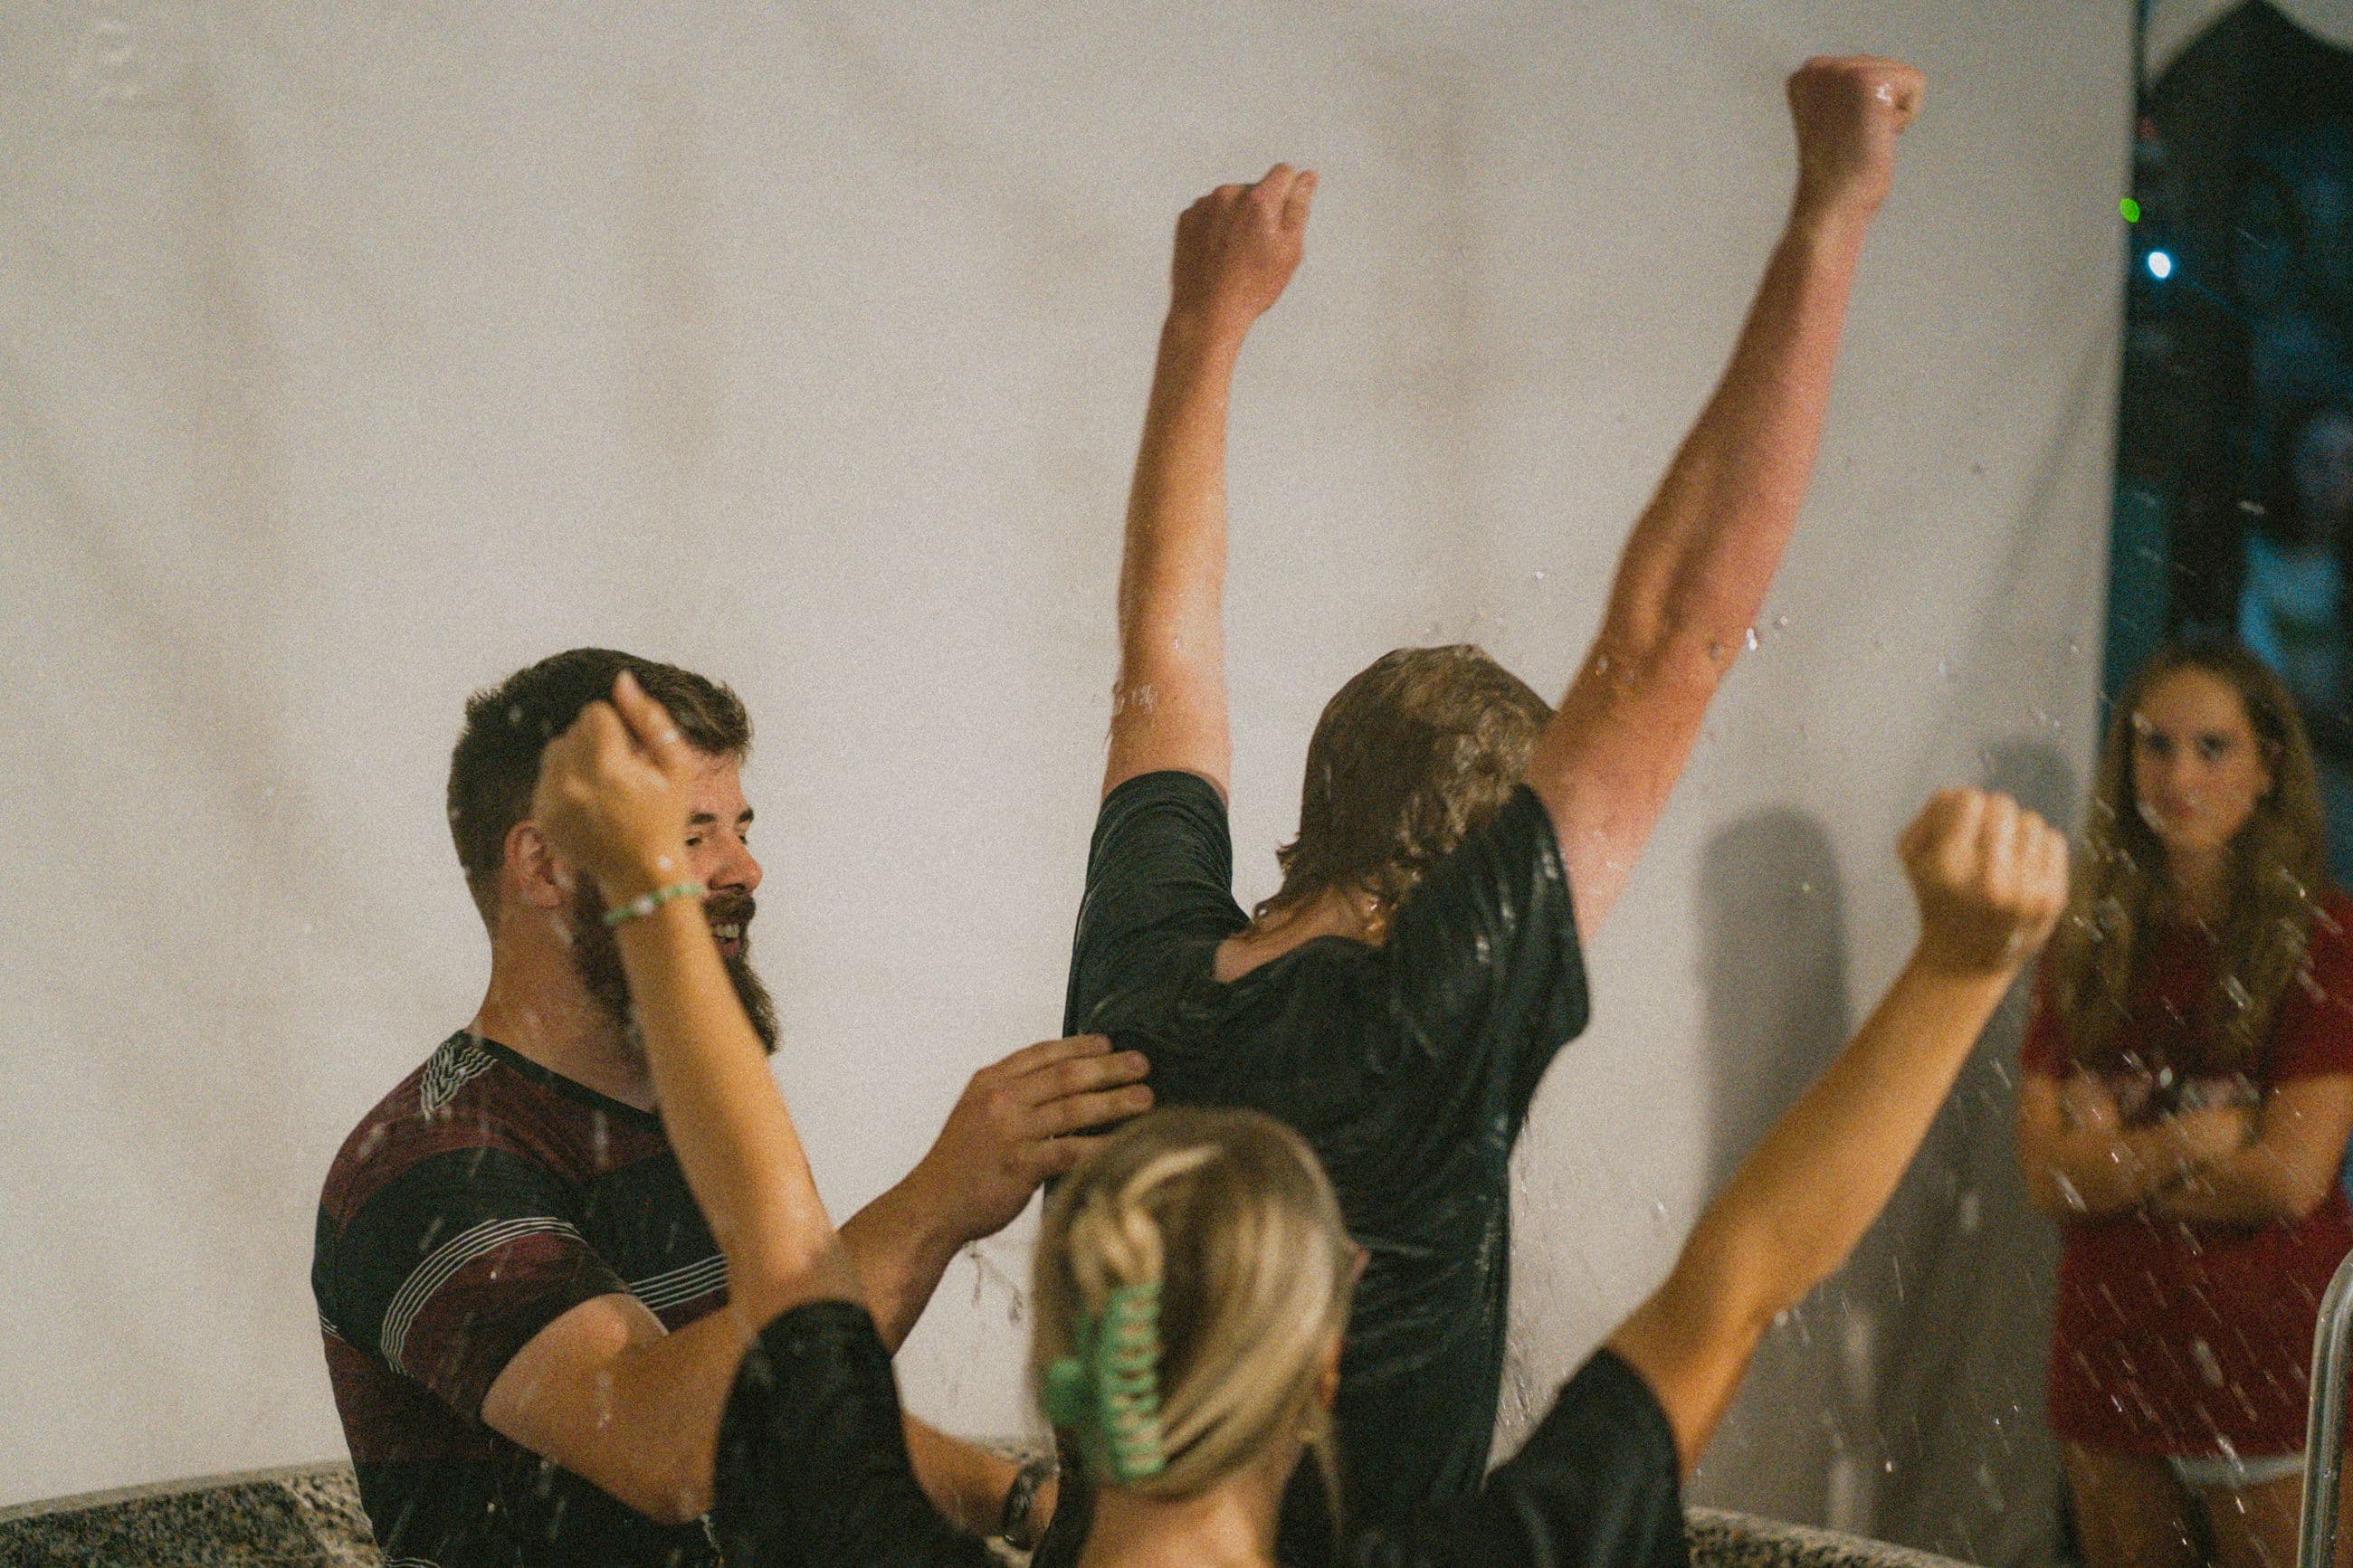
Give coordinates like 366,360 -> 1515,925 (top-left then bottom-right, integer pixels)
1215,885 -> 1388,984
2164,849 -> 2231,926
470,946 -> 656,1112
1077,1459 -> 1290,1568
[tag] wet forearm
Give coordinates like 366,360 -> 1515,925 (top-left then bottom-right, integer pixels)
1117,317 -> 1236,684
837,1177 -> 965,1351
614,898 -> 858,1326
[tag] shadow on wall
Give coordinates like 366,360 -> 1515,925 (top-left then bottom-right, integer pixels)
1685,744 -> 2082,1563
1686,807 -> 1864,1532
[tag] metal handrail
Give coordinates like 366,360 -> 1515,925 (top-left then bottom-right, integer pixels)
2300,1250 -> 2353,1566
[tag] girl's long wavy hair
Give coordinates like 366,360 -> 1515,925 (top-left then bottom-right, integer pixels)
2048,641 -> 2327,1072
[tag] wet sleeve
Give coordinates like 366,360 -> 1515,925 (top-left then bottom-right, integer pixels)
1063,770 -> 1250,1033
320,1149 -> 627,1420
1345,1347 -> 1688,1568
2267,898 -> 2353,1081
1376,786 -> 1590,1118
2017,964 -> 2072,1078
714,1299 -> 996,1568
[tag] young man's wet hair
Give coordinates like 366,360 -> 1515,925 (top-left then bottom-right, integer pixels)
1262,645 -> 1552,922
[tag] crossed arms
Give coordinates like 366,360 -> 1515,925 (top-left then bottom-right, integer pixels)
2015,1063 -> 2353,1230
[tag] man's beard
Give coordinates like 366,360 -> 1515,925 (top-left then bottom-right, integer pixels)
567,881 -> 780,1060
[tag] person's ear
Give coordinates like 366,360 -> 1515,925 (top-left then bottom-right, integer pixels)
506,820 -> 573,912
1316,1329 -> 1343,1411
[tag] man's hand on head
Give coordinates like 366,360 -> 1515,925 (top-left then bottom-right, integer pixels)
907,1034 -> 1153,1244
1786,55 -> 1924,221
1168,162 -> 1316,344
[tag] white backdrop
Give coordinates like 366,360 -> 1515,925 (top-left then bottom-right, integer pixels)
0,3 -> 2128,1561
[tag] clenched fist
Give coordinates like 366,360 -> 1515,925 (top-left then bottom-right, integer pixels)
1898,788 -> 2068,977
1786,55 -> 1925,219
1169,162 -> 1316,341
530,671 -> 696,904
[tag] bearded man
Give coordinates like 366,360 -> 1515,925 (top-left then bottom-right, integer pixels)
312,648 -> 1144,1567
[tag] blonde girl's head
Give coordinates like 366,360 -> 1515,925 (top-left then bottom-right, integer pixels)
1031,1107 -> 1358,1507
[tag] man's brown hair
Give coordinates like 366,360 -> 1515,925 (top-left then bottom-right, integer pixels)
446,648 -> 751,923
1257,645 -> 1552,923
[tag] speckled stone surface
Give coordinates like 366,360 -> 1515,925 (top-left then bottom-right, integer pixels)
0,1462 -> 376,1567
0,1465 -> 1978,1567
1686,1507 -> 1978,1568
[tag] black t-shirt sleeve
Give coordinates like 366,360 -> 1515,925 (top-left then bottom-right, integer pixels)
1347,1348 -> 1688,1568
1063,770 -> 1250,1036
1377,785 -> 1590,1119
714,1299 -> 996,1568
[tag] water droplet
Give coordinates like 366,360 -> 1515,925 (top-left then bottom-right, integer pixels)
1773,615 -> 1789,631
1532,568 -> 1548,583
1744,627 -> 1759,652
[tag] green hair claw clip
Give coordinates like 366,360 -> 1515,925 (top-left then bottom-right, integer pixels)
1041,1281 -> 1166,1483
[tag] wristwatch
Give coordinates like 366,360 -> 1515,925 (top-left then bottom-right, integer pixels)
998,1452 -> 1056,1551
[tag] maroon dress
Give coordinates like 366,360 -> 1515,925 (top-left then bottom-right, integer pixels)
2022,891 -> 2353,1458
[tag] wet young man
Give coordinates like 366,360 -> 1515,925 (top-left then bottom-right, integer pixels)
313,649 -> 1147,1567
1052,56 -> 1926,1561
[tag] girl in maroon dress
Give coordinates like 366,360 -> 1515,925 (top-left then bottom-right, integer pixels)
2018,641 -> 2353,1568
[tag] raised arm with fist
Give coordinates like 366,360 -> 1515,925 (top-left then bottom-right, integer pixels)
1786,54 -> 1926,220
1609,787 -> 2062,1472
1168,163 -> 1316,342
1900,787 -> 2071,978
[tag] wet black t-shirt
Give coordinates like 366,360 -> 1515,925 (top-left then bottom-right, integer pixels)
713,1300 -> 1685,1568
1055,771 -> 1590,1549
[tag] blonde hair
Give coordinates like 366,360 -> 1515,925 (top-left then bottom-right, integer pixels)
2049,641 -> 2327,1073
1031,1107 -> 1357,1506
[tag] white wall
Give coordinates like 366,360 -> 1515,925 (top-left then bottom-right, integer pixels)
0,3 -> 2128,1560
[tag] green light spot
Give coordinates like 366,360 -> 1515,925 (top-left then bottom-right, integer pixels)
2120,197 -> 2141,223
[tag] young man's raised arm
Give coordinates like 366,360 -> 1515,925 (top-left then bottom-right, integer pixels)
1527,56 -> 1924,936
1607,789 -> 2067,1473
1102,164 -> 1316,801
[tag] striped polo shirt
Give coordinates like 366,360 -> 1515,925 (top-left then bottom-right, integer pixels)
313,1031 -> 726,1568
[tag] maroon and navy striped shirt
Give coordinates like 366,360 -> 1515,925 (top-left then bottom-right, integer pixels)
312,1031 -> 728,1568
